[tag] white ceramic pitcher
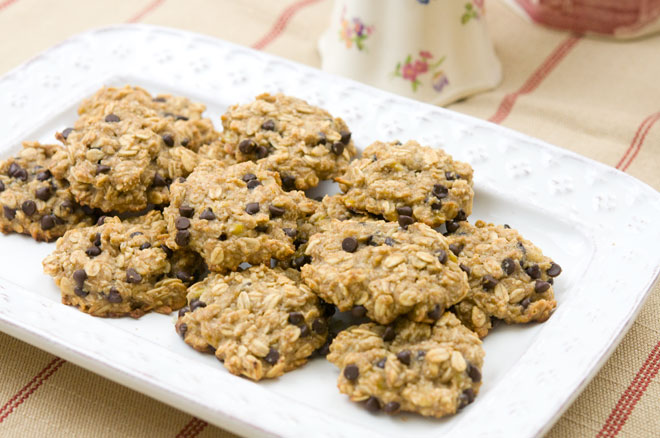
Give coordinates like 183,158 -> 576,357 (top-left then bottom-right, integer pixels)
318,0 -> 502,106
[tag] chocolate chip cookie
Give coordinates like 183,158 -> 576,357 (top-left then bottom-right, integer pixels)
59,86 -> 218,212
446,220 -> 560,337
215,93 -> 357,190
42,211 -> 187,317
336,140 -> 474,227
0,142 -> 94,242
163,160 -> 317,272
175,265 -> 327,380
327,312 -> 484,417
301,219 -> 469,324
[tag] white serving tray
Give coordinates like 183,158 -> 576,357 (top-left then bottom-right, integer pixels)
0,24 -> 658,438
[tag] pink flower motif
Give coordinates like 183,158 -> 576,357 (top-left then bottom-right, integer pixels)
402,63 -> 418,81
432,71 -> 449,92
474,0 -> 484,9
419,50 -> 432,59
413,60 -> 428,74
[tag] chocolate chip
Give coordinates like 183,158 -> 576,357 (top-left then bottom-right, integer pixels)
96,215 -> 107,226
175,216 -> 191,230
95,164 -> 111,175
197,208 -> 215,221
162,134 -> 174,147
175,230 -> 190,246
139,242 -> 151,250
376,358 -> 386,368
437,249 -> 448,264
398,215 -> 414,229
177,323 -> 188,338
85,245 -> 101,257
458,388 -> 475,409
125,268 -> 142,284
365,396 -> 381,412
449,243 -> 463,255
245,202 -> 260,215
0,180 -> 4,192
299,325 -> 310,337
40,214 -> 55,230
417,350 -> 427,360
160,245 -> 173,258
181,138 -> 190,147
396,206 -> 412,217
175,115 -> 189,121
190,298 -> 207,312
288,312 -> 304,325
343,364 -> 359,381
268,205 -> 285,217
317,132 -> 327,144
36,170 -> 52,181
547,262 -> 562,277
466,362 -> 481,382
312,318 -> 327,334
382,326 -> 395,342
459,263 -> 471,276
178,306 -> 190,318
34,186 -> 52,202
384,237 -> 395,246
255,145 -> 269,159
281,174 -> 296,191
238,139 -> 256,154
331,142 -> 344,155
74,286 -> 88,298
427,304 -> 442,320
342,237 -> 358,253
351,305 -> 367,318
61,127 -> 73,139
525,264 -> 541,279
21,200 -> 36,216
548,277 -> 554,285
242,173 -> 257,182
153,96 -> 166,102
264,348 -> 280,365
152,173 -> 167,187
60,200 -> 75,212
454,210 -> 467,222
283,228 -> 297,238
8,163 -> 27,180
445,220 -> 460,234
396,350 -> 412,366
107,287 -> 122,303
247,179 -> 262,190
93,233 -> 102,247
520,297 -> 531,309
482,275 -> 498,290
431,201 -> 442,210
261,119 -> 275,130
501,258 -> 516,275
179,205 -> 194,218
503,224 -> 511,229
445,171 -> 457,180
105,114 -> 120,123
535,280 -> 551,293
383,401 -> 400,414
432,184 -> 448,199
73,269 -> 87,285
340,130 -> 352,144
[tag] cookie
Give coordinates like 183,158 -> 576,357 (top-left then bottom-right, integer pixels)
42,211 -> 187,317
446,220 -> 560,337
301,219 -> 469,324
175,265 -> 327,380
327,312 -> 484,418
336,140 -> 474,227
59,86 -> 218,212
215,93 -> 357,190
0,142 -> 94,242
163,160 -> 317,272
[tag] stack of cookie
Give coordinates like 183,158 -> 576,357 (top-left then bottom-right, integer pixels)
0,85 -> 562,419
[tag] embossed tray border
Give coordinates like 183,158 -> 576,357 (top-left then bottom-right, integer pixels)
0,25 -> 659,438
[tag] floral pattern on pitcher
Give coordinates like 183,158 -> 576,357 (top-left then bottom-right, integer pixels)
393,51 -> 449,93
339,7 -> 374,51
462,0 -> 484,24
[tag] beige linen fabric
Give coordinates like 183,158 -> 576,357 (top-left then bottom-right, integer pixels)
0,0 -> 658,437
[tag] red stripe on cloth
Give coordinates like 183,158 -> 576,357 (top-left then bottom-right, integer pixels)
175,417 -> 208,438
0,0 -> 18,12
0,358 -> 65,423
251,0 -> 324,50
488,35 -> 581,124
127,0 -> 165,23
615,111 -> 660,171
596,340 -> 660,437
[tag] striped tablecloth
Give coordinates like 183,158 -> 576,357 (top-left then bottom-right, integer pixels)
0,1 -> 658,437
